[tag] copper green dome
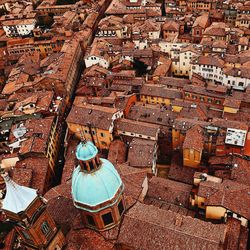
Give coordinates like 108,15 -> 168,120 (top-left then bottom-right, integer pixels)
76,141 -> 98,161
72,159 -> 123,212
72,141 -> 124,212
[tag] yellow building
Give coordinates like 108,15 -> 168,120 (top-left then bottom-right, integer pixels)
66,103 -> 123,151
171,99 -> 194,113
182,125 -> 204,168
34,36 -> 65,58
223,97 -> 241,114
172,127 -> 185,150
17,116 -> 60,174
190,173 -> 249,227
7,36 -> 65,59
187,0 -> 216,12
0,116 -> 60,189
140,84 -> 182,106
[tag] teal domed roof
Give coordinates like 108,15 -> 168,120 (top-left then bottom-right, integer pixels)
76,141 -> 98,161
72,158 -> 123,212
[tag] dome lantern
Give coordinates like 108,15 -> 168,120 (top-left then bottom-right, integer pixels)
76,141 -> 101,172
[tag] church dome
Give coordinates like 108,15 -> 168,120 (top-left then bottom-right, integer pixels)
72,158 -> 123,212
76,141 -> 98,161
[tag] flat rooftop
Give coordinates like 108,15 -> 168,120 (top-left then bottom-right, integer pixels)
225,128 -> 247,147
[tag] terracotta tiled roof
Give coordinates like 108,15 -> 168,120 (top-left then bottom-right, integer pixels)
192,13 -> 210,28
145,176 -> 192,208
212,156 -> 250,187
162,20 -> 179,31
153,62 -> 171,77
116,118 -> 160,138
12,166 -> 32,188
127,102 -> 176,127
118,202 -> 227,250
66,228 -> 114,250
198,179 -> 250,219
128,138 -> 157,167
61,138 -> 78,184
159,76 -> 190,88
67,104 -> 118,131
194,55 -> 224,68
203,22 -> 228,37
223,66 -> 250,79
140,84 -> 182,99
47,195 -> 80,235
108,139 -> 127,165
168,153 -> 196,185
14,157 -> 50,195
183,125 -> 204,151
144,197 -> 195,217
115,163 -> 149,208
223,97 -> 241,109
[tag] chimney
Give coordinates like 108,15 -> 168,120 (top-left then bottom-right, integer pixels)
175,215 -> 183,227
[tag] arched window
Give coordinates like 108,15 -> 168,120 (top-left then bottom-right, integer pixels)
95,157 -> 101,167
89,160 -> 95,171
80,161 -> 88,171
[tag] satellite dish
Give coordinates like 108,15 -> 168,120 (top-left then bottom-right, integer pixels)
13,126 -> 27,139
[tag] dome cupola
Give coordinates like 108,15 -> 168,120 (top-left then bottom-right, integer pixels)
76,141 -> 98,161
76,141 -> 101,172
72,141 -> 126,231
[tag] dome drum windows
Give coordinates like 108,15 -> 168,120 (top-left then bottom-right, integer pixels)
82,197 -> 125,231
118,200 -> 125,216
86,214 -> 96,227
102,212 -> 114,226
79,156 -> 101,172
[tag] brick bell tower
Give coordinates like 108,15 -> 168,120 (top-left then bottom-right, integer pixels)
1,173 -> 66,250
